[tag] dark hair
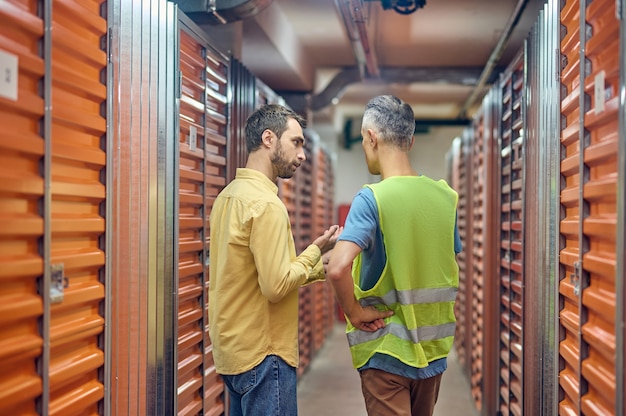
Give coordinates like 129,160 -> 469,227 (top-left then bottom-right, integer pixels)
244,104 -> 306,152
362,95 -> 415,150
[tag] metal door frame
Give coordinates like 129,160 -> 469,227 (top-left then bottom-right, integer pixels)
616,1 -> 626,415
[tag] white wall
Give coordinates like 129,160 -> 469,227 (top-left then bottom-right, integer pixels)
313,123 -> 463,207
410,126 -> 464,180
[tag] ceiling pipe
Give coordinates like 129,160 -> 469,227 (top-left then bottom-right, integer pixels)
174,0 -> 273,25
456,0 -> 530,118
334,0 -> 380,79
351,0 -> 380,78
310,66 -> 503,111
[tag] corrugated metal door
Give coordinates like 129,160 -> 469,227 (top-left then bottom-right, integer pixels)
177,27 -> 207,416
558,0 -> 620,414
318,147 -> 335,340
620,2 -> 626,413
177,15 -> 228,415
1,0 -> 107,413
311,144 -> 336,351
227,58 -> 255,182
580,0 -> 619,412
463,86 -> 505,416
453,130 -> 470,373
498,49 -> 525,416
580,1 -> 619,413
0,1 -> 45,413
48,1 -> 107,414
296,146 -> 313,255
202,42 -> 229,416
297,146 -> 314,376
559,0 -> 621,413
470,111 -> 485,411
482,87 -> 502,416
279,173 -> 312,377
312,141 -> 326,354
558,0 -> 583,413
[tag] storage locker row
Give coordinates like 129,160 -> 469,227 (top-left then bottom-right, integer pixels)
447,0 -> 626,414
0,1 -> 337,415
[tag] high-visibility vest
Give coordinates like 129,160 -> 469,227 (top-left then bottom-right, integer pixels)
347,176 -> 459,369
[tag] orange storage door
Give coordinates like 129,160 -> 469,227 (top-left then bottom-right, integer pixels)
498,50 -> 525,416
559,0 -> 620,413
0,0 -> 107,414
177,27 -> 208,416
311,146 -> 335,352
312,145 -> 326,354
0,1 -> 45,413
278,177 -> 310,376
470,112 -> 485,411
297,147 -> 314,375
177,17 -> 228,415
202,42 -> 229,416
579,0 -> 619,413
48,0 -> 107,414
453,131 -> 470,373
558,0 -> 583,413
318,148 -> 336,338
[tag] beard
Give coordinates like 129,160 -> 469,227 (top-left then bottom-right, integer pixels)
271,140 -> 297,179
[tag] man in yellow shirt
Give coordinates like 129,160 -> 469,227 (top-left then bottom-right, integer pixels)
208,104 -> 342,415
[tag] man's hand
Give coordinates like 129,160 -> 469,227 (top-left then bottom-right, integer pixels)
347,305 -> 394,332
326,240 -> 392,332
322,251 -> 331,274
313,225 -> 343,254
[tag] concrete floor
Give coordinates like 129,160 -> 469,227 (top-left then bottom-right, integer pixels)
297,324 -> 480,416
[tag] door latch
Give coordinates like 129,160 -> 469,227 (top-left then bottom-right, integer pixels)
570,261 -> 581,297
50,264 -> 69,304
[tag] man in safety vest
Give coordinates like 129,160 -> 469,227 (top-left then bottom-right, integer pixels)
327,95 -> 462,416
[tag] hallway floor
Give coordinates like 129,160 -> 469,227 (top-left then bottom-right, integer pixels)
297,323 -> 480,416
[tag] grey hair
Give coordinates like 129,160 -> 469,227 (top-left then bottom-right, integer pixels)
245,104 -> 306,153
361,95 -> 415,150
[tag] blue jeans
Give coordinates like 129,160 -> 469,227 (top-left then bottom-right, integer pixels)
222,355 -> 298,416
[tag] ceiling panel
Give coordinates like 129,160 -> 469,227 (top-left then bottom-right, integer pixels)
238,0 -> 546,120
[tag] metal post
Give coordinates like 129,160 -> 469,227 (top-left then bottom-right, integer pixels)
545,0 -> 562,414
40,0 -> 53,414
103,0 -> 116,413
615,1 -> 626,414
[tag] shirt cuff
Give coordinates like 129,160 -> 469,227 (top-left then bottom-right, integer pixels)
300,245 -> 325,285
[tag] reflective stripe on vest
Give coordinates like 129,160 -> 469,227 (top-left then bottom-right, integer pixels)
347,321 -> 456,346
348,286 -> 457,347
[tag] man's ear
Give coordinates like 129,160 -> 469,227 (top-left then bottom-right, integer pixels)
368,129 -> 378,148
261,129 -> 274,148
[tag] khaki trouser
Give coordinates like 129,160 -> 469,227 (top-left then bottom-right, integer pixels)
360,368 -> 443,416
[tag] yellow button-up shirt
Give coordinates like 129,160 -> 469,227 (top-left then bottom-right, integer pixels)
208,168 -> 325,375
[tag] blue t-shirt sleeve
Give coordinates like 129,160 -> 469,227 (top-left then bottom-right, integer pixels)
454,212 -> 462,254
338,188 -> 378,250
